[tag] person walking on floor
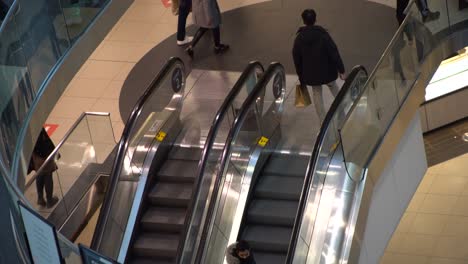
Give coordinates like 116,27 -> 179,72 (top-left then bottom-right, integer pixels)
176,0 -> 193,45
185,0 -> 229,57
28,128 -> 59,208
292,9 -> 346,122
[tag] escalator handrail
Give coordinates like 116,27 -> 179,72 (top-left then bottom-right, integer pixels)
90,57 -> 184,250
194,62 -> 284,263
178,61 -> 264,261
0,0 -> 18,34
285,65 -> 368,263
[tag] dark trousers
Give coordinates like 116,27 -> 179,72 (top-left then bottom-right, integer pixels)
191,27 -> 221,48
177,0 -> 191,41
36,172 -> 53,201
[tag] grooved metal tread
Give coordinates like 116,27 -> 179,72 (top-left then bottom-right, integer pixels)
141,207 -> 186,232
255,175 -> 303,200
132,233 -> 179,258
148,182 -> 192,206
158,159 -> 199,182
129,258 -> 174,264
262,153 -> 309,177
254,252 -> 287,264
169,146 -> 203,161
241,225 -> 292,252
247,199 -> 298,226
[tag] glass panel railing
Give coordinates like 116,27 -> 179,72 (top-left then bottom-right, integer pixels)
0,0 -> 110,174
340,0 -> 468,181
91,57 -> 185,260
195,63 -> 286,264
179,62 -> 264,263
286,66 -> 368,263
22,112 -> 116,242
288,1 -> 468,263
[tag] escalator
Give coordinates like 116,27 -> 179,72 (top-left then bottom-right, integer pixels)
190,61 -> 368,264
91,58 -> 265,263
129,146 -> 201,263
238,153 -> 309,263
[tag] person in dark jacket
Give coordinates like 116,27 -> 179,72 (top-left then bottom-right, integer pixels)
28,128 -> 59,208
225,240 -> 256,264
292,9 -> 345,122
397,0 -> 439,23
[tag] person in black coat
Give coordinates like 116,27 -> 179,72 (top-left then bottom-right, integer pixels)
28,128 -> 59,208
225,240 -> 256,264
292,9 -> 345,122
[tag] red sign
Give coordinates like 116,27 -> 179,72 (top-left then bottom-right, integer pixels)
44,124 -> 59,137
161,0 -> 171,8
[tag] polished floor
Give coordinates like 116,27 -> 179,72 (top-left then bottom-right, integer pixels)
381,120 -> 468,264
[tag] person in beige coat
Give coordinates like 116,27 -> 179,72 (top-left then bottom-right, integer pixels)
185,0 -> 229,57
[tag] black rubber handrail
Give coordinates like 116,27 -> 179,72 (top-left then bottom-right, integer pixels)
194,62 -> 284,263
285,65 -> 368,263
177,61 -> 264,262
90,57 -> 184,250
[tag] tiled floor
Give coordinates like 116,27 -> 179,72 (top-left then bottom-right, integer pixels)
46,0 -> 271,144
382,152 -> 468,264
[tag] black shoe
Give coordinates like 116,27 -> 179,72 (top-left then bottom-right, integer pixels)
214,44 -> 229,54
46,196 -> 59,208
423,11 -> 440,23
186,47 -> 194,58
37,197 -> 46,206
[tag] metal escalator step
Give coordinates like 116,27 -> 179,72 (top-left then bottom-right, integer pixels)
255,175 -> 303,200
254,252 -> 286,264
242,225 -> 292,253
158,159 -> 198,183
141,207 -> 186,232
263,154 -> 309,177
169,146 -> 203,161
129,257 -> 174,264
247,199 -> 298,226
148,183 -> 192,207
132,233 -> 179,258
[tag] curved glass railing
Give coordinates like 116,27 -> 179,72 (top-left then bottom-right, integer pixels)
287,0 -> 468,263
195,63 -> 286,263
91,57 -> 186,259
286,66 -> 368,263
0,0 -> 110,174
0,0 -> 113,260
23,112 -> 116,242
179,62 -> 264,263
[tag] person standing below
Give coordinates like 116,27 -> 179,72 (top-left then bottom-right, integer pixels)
225,240 -> 256,264
28,128 -> 59,208
185,0 -> 229,57
292,9 -> 345,123
176,0 -> 193,45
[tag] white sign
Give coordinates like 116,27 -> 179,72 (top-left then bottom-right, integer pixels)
19,202 -> 63,264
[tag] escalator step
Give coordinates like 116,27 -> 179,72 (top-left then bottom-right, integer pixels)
263,153 -> 309,177
148,183 -> 192,207
247,199 -> 298,226
158,159 -> 198,183
141,207 -> 186,232
242,225 -> 292,252
254,252 -> 286,264
129,258 -> 174,264
255,175 -> 303,200
132,233 -> 179,258
169,146 -> 203,161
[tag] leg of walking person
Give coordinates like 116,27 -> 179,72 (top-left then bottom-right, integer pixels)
176,0 -> 192,45
211,26 -> 229,54
186,27 -> 207,57
327,81 -> 340,97
44,172 -> 58,208
36,173 -> 46,206
417,0 -> 439,22
311,85 -> 326,123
